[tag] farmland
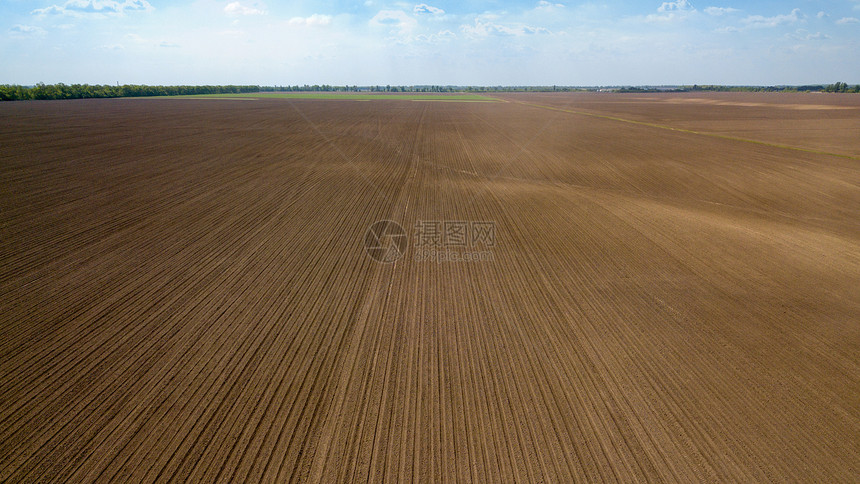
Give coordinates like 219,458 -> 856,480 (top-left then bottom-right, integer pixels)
162,92 -> 500,101
1,92 -> 858,482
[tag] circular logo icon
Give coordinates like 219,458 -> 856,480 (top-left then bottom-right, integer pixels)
364,220 -> 407,263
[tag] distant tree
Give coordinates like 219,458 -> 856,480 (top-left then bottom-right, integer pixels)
0,83 -> 263,101
825,81 -> 849,93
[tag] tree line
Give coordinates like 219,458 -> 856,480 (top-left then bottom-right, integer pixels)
2,82 -> 858,101
685,82 -> 860,93
823,82 -> 857,93
0,83 -> 263,101
0,83 -> 586,100
620,83 -> 860,93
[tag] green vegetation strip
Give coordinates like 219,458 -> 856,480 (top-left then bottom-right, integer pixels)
168,92 -> 500,102
516,101 -> 860,161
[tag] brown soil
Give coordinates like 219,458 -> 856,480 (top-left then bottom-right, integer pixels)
506,91 -> 860,158
1,94 -> 858,482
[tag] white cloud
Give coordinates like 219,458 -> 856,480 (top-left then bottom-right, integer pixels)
9,24 -> 47,36
288,14 -> 333,26
224,2 -> 265,16
460,19 -> 549,37
159,41 -> 180,48
658,0 -> 694,13
31,5 -> 65,15
643,12 -> 690,22
646,0 -> 696,22
715,26 -> 739,33
835,17 -> 859,25
741,8 -> 803,28
413,4 -> 443,15
788,29 -> 830,41
816,11 -> 827,19
704,6 -> 739,16
370,10 -> 417,34
536,1 -> 564,9
32,0 -> 153,17
414,29 -> 455,43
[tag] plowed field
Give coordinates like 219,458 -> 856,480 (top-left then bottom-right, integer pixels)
1,93 -> 858,482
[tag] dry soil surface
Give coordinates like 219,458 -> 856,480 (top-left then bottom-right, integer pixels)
1,94 -> 858,482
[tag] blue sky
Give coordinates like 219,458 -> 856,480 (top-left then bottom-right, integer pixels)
2,0 -> 858,85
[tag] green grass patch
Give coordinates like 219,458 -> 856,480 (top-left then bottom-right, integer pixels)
164,92 -> 501,102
